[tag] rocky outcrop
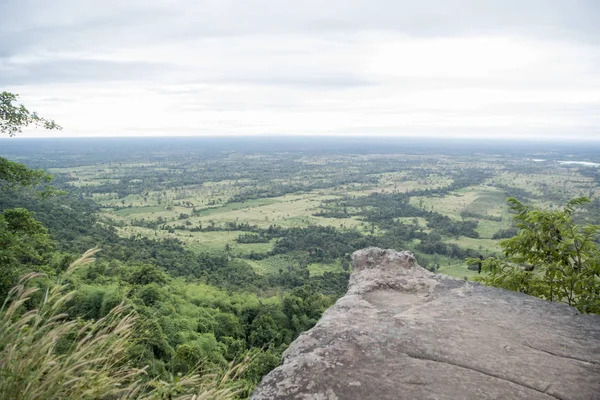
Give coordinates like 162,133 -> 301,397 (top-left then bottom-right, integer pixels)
252,248 -> 600,400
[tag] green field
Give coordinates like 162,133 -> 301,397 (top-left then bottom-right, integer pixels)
41,145 -> 600,282
307,262 -> 345,276
243,254 -> 342,277
437,263 -> 479,279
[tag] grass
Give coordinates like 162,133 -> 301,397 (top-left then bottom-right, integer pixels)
246,253 -> 306,275
194,194 -> 327,228
396,217 -> 428,227
415,253 -> 480,280
0,249 -> 247,400
116,227 -> 276,255
487,170 -> 597,200
437,263 -> 479,280
56,158 -> 599,280
445,236 -> 500,255
307,262 -> 344,276
244,253 -> 343,277
475,219 -> 504,239
0,249 -> 144,399
193,198 -> 282,217
106,190 -> 356,232
115,206 -> 166,216
408,186 -> 514,239
461,188 -> 507,218
183,231 -> 276,255
244,260 -> 268,275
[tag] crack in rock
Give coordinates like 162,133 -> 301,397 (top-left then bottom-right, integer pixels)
252,248 -> 600,400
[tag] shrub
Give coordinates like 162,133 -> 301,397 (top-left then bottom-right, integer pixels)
0,248 -> 247,399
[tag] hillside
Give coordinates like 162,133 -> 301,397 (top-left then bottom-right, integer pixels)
2,0 -> 600,395
2,137 -> 600,398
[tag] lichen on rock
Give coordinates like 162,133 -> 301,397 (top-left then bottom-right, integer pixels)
252,247 -> 600,400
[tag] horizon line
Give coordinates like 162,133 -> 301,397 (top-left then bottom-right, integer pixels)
3,134 -> 600,143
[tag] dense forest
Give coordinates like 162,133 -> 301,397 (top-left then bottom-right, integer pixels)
0,180 -> 344,398
1,92 -> 600,398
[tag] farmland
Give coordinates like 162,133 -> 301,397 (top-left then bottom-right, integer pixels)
5,137 -> 598,280
3,136 -> 600,394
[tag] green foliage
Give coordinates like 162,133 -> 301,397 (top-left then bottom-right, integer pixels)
236,233 -> 270,244
135,283 -> 165,307
171,335 -> 227,375
0,91 -> 63,196
273,225 -> 368,262
241,349 -> 281,386
52,241 -> 336,395
69,284 -> 124,320
248,314 -> 283,348
8,132 -> 593,394
492,227 -> 518,239
0,91 -> 61,137
0,157 -> 53,191
0,250 -> 147,399
0,254 -> 248,399
0,208 -> 54,298
213,313 -> 245,341
470,198 -> 600,313
127,264 -> 170,286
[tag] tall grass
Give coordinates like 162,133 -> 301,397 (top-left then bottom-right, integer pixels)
0,248 -> 245,400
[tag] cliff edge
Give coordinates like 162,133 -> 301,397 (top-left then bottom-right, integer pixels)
252,248 -> 600,400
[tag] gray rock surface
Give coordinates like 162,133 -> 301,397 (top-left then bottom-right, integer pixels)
252,248 -> 600,400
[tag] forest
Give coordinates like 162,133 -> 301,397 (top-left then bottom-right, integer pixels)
2,94 -> 600,398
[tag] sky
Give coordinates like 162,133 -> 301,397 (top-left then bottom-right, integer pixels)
1,0 -> 599,140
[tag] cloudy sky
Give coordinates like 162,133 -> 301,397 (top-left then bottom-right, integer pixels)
1,0 -> 599,139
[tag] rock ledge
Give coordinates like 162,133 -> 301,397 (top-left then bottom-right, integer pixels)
252,248 -> 600,400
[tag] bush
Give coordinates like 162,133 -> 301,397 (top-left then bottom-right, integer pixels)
0,249 -> 248,399
471,198 -> 600,314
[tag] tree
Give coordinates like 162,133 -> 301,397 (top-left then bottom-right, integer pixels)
1,91 -> 62,192
0,92 -> 62,296
0,157 -> 53,191
470,198 -> 600,313
248,314 -> 282,347
127,263 -> 169,285
0,208 -> 53,298
0,251 -> 244,399
0,91 -> 61,137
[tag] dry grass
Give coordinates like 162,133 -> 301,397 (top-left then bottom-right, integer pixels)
142,359 -> 250,400
0,248 -> 246,400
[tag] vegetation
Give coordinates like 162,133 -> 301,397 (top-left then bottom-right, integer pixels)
1,92 -> 600,397
0,91 -> 61,137
0,250 -> 246,400
471,198 -> 600,313
1,92 -> 60,195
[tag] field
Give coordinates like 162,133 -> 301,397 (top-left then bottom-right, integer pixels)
7,137 -> 600,280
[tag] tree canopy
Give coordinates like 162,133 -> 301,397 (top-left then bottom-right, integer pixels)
0,91 -> 61,137
471,198 -> 600,313
1,91 -> 62,193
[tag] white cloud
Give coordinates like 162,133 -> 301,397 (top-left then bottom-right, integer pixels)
1,0 -> 599,139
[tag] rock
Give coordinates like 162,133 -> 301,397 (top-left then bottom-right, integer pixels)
252,248 -> 600,400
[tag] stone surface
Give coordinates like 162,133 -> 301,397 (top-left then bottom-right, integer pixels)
252,248 -> 600,400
